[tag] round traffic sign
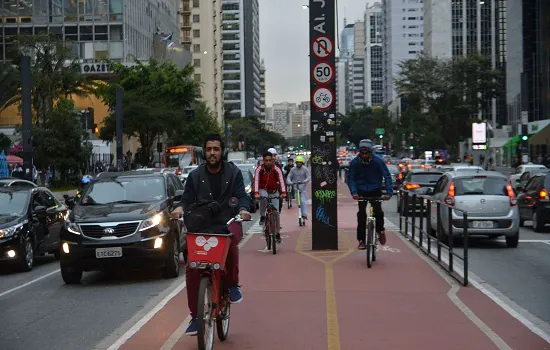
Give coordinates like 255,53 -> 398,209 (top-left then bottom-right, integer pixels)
312,35 -> 333,59
312,86 -> 334,110
312,61 -> 334,85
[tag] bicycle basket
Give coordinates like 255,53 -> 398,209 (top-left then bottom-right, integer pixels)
186,232 -> 232,270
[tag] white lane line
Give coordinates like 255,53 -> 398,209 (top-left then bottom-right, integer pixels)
391,217 -> 550,344
0,269 -> 60,298
103,218 -> 259,350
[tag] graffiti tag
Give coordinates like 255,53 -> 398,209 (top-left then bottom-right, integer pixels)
315,205 -> 334,227
311,155 -> 324,164
314,189 -> 336,204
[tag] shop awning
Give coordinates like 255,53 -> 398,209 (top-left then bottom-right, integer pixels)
502,134 -> 522,149
528,123 -> 550,146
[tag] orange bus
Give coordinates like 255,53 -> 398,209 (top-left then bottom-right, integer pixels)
163,145 -> 204,168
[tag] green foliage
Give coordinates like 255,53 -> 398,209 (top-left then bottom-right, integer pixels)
97,60 -> 204,165
0,62 -> 18,113
339,107 -> 394,146
228,116 -> 287,154
168,102 -> 222,146
0,133 -> 12,153
33,98 -> 89,183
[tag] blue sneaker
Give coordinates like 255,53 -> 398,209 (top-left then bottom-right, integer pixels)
229,286 -> 243,304
185,318 -> 198,336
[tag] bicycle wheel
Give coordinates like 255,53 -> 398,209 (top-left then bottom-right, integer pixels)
216,278 -> 230,341
366,221 -> 374,268
287,195 -> 291,209
264,214 -> 272,250
271,213 -> 277,255
197,276 -> 214,350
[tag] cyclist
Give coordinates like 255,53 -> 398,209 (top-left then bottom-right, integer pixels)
286,156 -> 311,222
170,134 -> 251,336
347,139 -> 393,249
283,158 -> 295,199
267,147 -> 285,211
254,151 -> 287,242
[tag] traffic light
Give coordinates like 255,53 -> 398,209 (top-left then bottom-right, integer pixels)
346,140 -> 350,144
409,145 -> 414,150
522,135 -> 528,141
379,135 -> 383,139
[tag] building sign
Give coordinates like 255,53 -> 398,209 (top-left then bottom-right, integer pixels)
309,0 -> 338,250
472,122 -> 487,145
81,62 -> 114,75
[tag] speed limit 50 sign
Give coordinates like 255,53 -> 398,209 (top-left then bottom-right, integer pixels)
312,61 -> 334,85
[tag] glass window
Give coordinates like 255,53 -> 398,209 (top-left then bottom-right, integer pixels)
81,177 -> 167,205
109,0 -> 123,14
110,25 -> 123,40
193,29 -> 200,38
194,59 -> 200,67
109,42 -> 123,58
193,14 -> 199,23
0,191 -> 30,215
64,0 -> 78,22
192,0 -> 200,7
454,177 -> 508,196
94,41 -> 108,58
194,74 -> 201,82
79,26 -> 93,41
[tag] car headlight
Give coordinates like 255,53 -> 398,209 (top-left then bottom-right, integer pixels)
245,185 -> 251,193
139,213 -> 163,231
0,222 -> 25,239
64,219 -> 82,235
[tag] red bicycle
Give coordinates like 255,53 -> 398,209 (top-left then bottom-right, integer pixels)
186,210 -> 248,350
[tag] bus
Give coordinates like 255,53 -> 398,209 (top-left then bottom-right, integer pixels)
163,145 -> 204,169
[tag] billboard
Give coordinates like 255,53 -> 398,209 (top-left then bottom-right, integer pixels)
472,123 -> 487,144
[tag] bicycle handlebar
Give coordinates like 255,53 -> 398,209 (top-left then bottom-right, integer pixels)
226,214 -> 251,226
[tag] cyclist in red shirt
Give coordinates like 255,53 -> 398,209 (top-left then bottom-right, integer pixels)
254,151 -> 287,242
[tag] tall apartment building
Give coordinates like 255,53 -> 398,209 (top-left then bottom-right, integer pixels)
424,0 -> 507,127
260,59 -> 266,121
339,22 -> 355,113
272,102 -> 296,138
335,57 -> 347,115
180,0 -> 224,122
351,22 -> 366,110
221,0 -> 261,117
364,2 -> 384,107
381,0 -> 424,104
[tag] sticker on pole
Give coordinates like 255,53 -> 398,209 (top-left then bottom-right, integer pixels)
312,36 -> 333,59
312,61 -> 334,84
312,87 -> 334,110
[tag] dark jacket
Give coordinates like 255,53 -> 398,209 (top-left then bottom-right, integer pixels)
180,162 -> 251,224
347,155 -> 393,196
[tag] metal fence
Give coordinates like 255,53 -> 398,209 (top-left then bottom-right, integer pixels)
398,190 -> 470,286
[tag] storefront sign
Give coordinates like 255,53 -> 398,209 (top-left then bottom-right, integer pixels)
81,63 -> 114,75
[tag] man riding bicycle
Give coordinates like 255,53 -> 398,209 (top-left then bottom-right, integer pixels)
347,139 -> 393,249
254,151 -> 287,242
171,134 -> 251,336
287,156 -> 311,222
283,158 -> 295,199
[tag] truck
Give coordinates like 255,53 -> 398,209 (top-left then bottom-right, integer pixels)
227,151 -> 247,164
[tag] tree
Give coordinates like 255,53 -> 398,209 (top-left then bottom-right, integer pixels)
338,107 -> 375,145
0,62 -> 18,113
228,116 -> 287,155
97,60 -> 201,165
168,101 -> 222,146
0,133 -> 12,153
5,35 -> 96,125
33,98 -> 89,184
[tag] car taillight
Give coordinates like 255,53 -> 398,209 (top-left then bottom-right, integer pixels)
445,180 -> 455,206
506,182 -> 517,206
405,183 -> 420,190
539,188 -> 549,200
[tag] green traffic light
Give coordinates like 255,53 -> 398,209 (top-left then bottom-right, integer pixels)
409,146 -> 414,150
346,140 -> 350,144
379,135 -> 383,139
522,135 -> 528,141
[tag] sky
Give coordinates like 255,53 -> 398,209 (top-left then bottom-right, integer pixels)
259,0 -> 369,106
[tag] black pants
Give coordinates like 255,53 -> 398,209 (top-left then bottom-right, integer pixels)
357,189 -> 384,242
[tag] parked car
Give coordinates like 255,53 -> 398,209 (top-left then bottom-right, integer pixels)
514,168 -> 550,192
237,165 -> 258,212
509,163 -> 548,189
516,172 -> 550,232
0,177 -> 37,188
397,170 -> 444,214
60,171 -> 186,284
428,171 -> 519,247
0,187 -> 67,271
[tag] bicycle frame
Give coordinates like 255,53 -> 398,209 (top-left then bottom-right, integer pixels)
358,197 -> 384,268
262,196 -> 280,254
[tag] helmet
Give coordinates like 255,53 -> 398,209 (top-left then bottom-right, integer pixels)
267,147 -> 277,156
358,139 -> 374,152
81,177 -> 91,184
295,156 -> 305,163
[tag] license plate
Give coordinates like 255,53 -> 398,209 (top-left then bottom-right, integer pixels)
472,221 -> 494,229
95,247 -> 123,259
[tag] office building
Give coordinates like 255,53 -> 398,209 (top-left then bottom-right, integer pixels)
364,2 -> 383,107
272,102 -> 296,138
180,0 -> 224,122
260,59 -> 266,121
351,21 -> 366,110
381,0 -> 424,104
339,22 -> 354,113
335,57 -> 347,115
221,0 -> 261,117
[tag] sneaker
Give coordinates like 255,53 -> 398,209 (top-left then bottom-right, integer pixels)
185,318 -> 198,336
303,215 -> 308,220
259,216 -> 265,225
276,233 -> 282,244
230,286 -> 243,303
357,241 -> 366,250
378,231 -> 387,245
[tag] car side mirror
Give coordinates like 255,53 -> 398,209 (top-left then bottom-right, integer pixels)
174,189 -> 184,202
33,205 -> 47,216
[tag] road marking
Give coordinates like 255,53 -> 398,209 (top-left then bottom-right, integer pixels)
101,218 -> 260,350
0,269 -> 60,298
393,217 -> 550,344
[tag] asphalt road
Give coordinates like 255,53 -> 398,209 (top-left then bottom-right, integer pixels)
382,197 -> 550,333
0,213 -> 260,350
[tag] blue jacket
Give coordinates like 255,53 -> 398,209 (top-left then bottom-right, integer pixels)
347,155 -> 393,196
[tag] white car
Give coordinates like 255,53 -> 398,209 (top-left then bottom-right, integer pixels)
509,164 -> 548,189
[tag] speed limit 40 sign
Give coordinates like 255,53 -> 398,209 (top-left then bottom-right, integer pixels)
312,61 -> 334,85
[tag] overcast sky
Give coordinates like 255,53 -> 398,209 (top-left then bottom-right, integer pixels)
259,0 -> 369,106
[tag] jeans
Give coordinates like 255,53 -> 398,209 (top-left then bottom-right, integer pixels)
259,189 -> 280,233
296,188 -> 308,218
357,189 -> 385,242
186,221 -> 242,318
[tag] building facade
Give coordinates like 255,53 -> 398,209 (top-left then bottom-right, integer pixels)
272,102 -> 296,138
351,21 -> 366,110
221,0 -> 261,117
339,22 -> 354,113
260,59 -> 266,121
364,2 -> 384,107
381,0 -> 424,104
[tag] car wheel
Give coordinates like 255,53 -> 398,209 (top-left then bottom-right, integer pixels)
53,249 -> 60,260
20,236 -> 34,272
61,263 -> 83,284
505,232 -> 519,248
532,210 -> 544,232
162,235 -> 180,279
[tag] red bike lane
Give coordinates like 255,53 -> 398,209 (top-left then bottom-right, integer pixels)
117,180 -> 549,349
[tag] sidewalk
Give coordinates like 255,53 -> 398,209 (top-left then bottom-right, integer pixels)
115,180 -> 548,350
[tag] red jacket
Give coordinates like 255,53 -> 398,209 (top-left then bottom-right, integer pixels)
254,164 -> 287,195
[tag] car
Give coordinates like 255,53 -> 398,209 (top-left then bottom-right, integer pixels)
516,172 -> 550,232
514,168 -> 550,192
428,171 -> 519,247
509,164 -> 549,189
0,177 -> 38,188
237,164 -> 258,212
59,171 -> 186,284
0,187 -> 67,271
397,170 -> 444,214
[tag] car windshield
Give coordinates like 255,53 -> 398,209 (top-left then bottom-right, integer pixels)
81,177 -> 166,204
454,177 -> 508,196
410,173 -> 442,183
387,165 -> 399,174
167,152 -> 192,168
184,166 -> 198,173
0,191 -> 29,215
241,170 -> 252,187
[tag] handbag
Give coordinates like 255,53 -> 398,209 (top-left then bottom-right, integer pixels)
183,199 -> 222,233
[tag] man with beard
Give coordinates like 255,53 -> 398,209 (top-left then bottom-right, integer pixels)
171,134 -> 251,336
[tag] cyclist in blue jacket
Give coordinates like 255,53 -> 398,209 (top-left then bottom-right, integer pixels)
347,139 -> 393,249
